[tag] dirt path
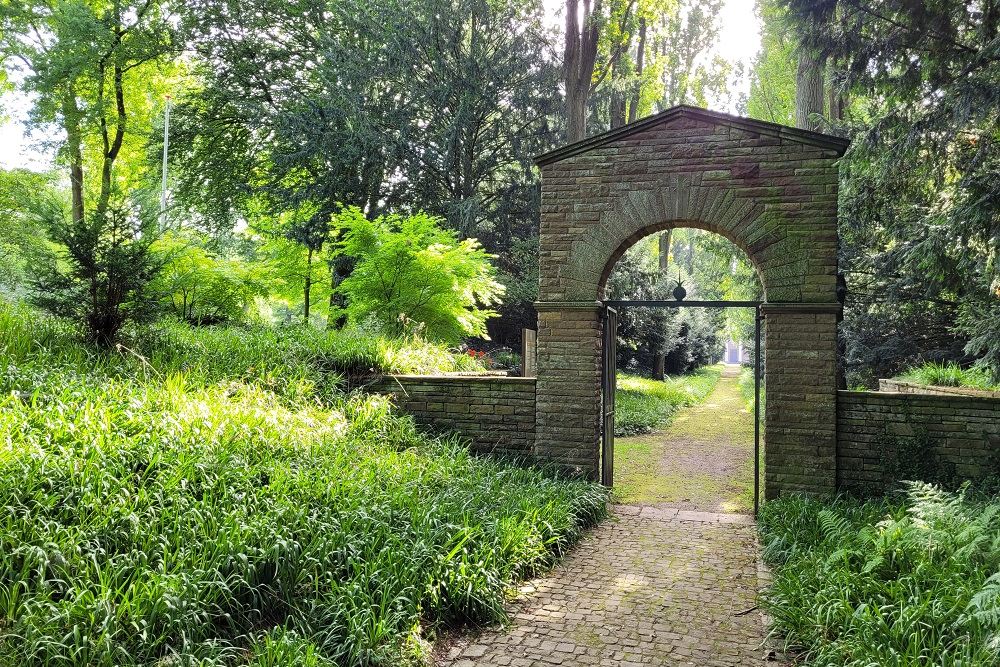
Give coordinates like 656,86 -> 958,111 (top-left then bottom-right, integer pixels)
614,368 -> 755,513
436,369 -> 777,666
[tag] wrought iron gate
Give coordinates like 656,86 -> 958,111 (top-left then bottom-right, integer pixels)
601,307 -> 617,487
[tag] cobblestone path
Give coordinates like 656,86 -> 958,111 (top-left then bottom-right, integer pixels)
436,371 -> 775,666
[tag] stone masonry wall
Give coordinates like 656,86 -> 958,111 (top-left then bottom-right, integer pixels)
371,375 -> 536,457
837,390 -> 1000,493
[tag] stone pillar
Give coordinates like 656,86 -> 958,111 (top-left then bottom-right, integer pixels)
762,303 -> 840,497
534,302 -> 603,479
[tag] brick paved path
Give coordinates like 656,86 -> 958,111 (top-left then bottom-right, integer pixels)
437,372 -> 777,666
437,506 -> 774,666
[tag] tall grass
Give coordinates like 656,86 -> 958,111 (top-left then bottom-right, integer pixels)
759,485 -> 1000,666
898,361 -> 998,391
614,366 -> 721,436
0,301 -> 607,665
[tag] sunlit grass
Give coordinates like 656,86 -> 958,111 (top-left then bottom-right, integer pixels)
0,301 -> 608,665
614,365 -> 722,436
898,361 -> 998,391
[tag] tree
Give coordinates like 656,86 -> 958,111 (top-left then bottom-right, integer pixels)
331,207 -> 504,344
32,200 -> 162,347
1,0 -> 180,345
782,0 -> 1000,382
746,0 -> 796,125
0,168 -> 58,294
564,0 -> 603,141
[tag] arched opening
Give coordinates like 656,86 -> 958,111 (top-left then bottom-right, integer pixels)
600,226 -> 764,514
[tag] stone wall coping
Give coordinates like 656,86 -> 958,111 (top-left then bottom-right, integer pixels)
878,379 -> 1000,400
760,302 -> 842,316
381,374 -> 537,384
838,389 -> 1000,406
534,301 -> 604,312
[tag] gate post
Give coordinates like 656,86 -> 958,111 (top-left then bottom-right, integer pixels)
534,301 -> 604,479
761,303 -> 841,497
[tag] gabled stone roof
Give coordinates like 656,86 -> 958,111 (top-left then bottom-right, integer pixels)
534,105 -> 851,166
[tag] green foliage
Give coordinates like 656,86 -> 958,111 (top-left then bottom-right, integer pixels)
745,0 -> 796,125
615,366 -> 721,436
31,201 -> 163,348
781,0 -> 1000,383
332,207 -> 504,344
0,301 -> 607,665
151,230 -> 270,325
759,485 -> 1000,665
0,168 -> 58,294
899,362 -> 999,392
737,365 -> 763,416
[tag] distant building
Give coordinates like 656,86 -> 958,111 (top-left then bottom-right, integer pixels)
723,339 -> 748,364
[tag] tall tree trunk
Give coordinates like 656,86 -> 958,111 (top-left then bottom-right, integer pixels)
304,247 -> 313,323
658,230 -> 670,271
795,49 -> 825,131
627,17 -> 646,124
564,0 -> 602,142
63,87 -> 85,225
609,56 -> 626,129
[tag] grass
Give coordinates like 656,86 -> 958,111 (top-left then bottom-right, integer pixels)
898,361 -> 999,391
613,368 -> 755,511
758,484 -> 1000,666
614,365 -> 722,436
0,301 -> 608,665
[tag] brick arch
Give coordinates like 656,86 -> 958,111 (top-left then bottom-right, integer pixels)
595,219 -> 765,300
531,106 -> 848,497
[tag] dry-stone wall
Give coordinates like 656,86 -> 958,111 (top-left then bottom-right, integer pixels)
370,375 -> 535,457
837,390 -> 1000,493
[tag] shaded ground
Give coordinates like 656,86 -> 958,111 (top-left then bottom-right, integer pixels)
614,366 -> 755,513
435,368 -> 777,666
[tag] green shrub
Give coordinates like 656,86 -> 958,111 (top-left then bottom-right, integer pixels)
759,485 -> 1000,665
0,302 -> 607,665
615,366 -> 721,436
331,207 -> 504,344
898,361 -> 998,391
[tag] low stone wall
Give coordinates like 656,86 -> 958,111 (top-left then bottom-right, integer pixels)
370,375 -> 536,458
837,390 -> 1000,493
878,379 -> 1000,399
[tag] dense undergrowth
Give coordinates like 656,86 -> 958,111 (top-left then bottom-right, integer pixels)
0,302 -> 608,665
759,484 -> 1000,666
614,366 -> 721,436
898,361 -> 999,391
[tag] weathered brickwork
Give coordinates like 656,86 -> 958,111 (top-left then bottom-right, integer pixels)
837,390 -> 1000,493
371,375 -> 535,457
535,105 -> 848,495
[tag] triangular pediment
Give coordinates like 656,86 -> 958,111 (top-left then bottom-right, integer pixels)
534,105 -> 849,166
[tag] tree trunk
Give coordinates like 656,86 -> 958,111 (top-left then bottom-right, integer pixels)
609,55 -> 626,129
658,230 -> 670,271
795,49 -> 825,131
63,88 -> 86,225
564,0 -> 602,142
653,353 -> 665,381
304,247 -> 313,323
627,17 -> 646,124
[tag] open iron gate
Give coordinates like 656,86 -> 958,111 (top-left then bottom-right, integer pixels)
601,307 -> 617,487
600,300 -> 762,516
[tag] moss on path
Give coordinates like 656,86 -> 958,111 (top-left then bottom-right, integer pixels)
613,369 -> 756,513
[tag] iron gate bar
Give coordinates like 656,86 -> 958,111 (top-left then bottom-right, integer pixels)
603,300 -> 762,308
600,299 -> 763,517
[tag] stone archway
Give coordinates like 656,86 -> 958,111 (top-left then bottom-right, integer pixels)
532,106 -> 848,498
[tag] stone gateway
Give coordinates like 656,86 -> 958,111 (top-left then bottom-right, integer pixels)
532,106 -> 848,498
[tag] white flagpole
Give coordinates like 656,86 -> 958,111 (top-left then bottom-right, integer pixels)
160,95 -> 171,226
